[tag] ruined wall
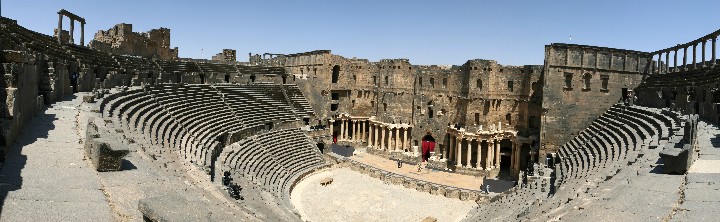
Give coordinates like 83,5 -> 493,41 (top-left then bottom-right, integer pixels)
281,50 -> 542,155
1,51 -> 46,148
89,23 -> 178,60
540,44 -> 652,154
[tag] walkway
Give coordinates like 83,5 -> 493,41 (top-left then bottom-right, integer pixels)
671,121 -> 720,221
0,95 -> 112,221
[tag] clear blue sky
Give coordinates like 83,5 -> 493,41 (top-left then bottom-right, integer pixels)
2,0 -> 719,65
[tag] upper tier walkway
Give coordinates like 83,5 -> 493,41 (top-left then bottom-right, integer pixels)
0,95 -> 112,221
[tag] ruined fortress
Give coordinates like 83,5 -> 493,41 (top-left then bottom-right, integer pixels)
0,8 -> 718,222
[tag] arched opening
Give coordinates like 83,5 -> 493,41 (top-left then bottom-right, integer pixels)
331,65 -> 340,83
250,74 -> 256,83
175,72 -> 182,83
70,69 -> 79,93
428,107 -> 434,118
505,113 -> 512,125
583,73 -> 592,90
200,74 -> 206,84
224,74 -> 230,83
421,133 -> 435,161
282,75 -> 287,84
499,139 -> 513,179
477,79 -> 482,90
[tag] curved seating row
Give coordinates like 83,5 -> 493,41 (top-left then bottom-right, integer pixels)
197,62 -> 239,74
219,128 -> 325,198
212,84 -> 299,127
100,84 -> 321,198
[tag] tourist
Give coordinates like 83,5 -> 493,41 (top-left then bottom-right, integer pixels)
486,184 -> 490,194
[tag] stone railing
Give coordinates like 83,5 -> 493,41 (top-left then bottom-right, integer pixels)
651,29 -> 720,74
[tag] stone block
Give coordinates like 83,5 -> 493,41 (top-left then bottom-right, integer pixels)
83,95 -> 95,103
431,185 -> 446,196
467,191 -> 480,201
403,178 -> 416,189
445,188 -> 460,199
459,190 -> 470,201
660,144 -> 692,174
390,175 -> 404,185
85,118 -> 130,172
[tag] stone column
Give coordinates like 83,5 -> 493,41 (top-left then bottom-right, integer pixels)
374,124 -> 379,147
487,140 -> 494,169
665,51 -> 670,73
657,53 -> 663,73
361,121 -> 365,142
368,123 -> 373,147
340,119 -> 345,141
344,119 -> 349,140
448,134 -> 455,161
495,141 -> 501,168
57,14 -> 63,44
80,22 -> 85,46
380,126 -> 386,150
713,37 -> 717,66
329,120 -> 334,139
465,139 -> 471,169
683,46 -> 688,70
345,119 -> 350,140
673,49 -> 678,72
703,40 -> 707,66
476,139 -> 483,169
69,19 -> 75,44
456,137 -> 463,167
693,44 -> 697,69
403,127 -> 409,153
394,127 -> 400,151
353,120 -> 358,142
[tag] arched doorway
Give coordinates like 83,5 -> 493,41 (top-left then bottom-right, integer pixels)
499,139 -> 513,179
421,133 -> 435,162
331,65 -> 340,83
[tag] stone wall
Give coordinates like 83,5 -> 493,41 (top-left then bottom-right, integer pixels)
540,44 -> 652,155
0,51 -> 52,148
280,51 -> 542,160
89,23 -> 178,60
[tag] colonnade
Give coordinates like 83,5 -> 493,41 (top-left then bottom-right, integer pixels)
57,9 -> 86,45
330,118 -> 413,152
366,122 -> 412,152
330,118 -> 367,143
653,30 -> 720,73
447,135 -> 504,170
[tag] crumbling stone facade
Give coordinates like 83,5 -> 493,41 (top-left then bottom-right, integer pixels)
212,49 -> 237,62
89,23 -> 178,60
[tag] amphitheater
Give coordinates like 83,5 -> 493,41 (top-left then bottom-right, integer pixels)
0,8 -> 719,222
